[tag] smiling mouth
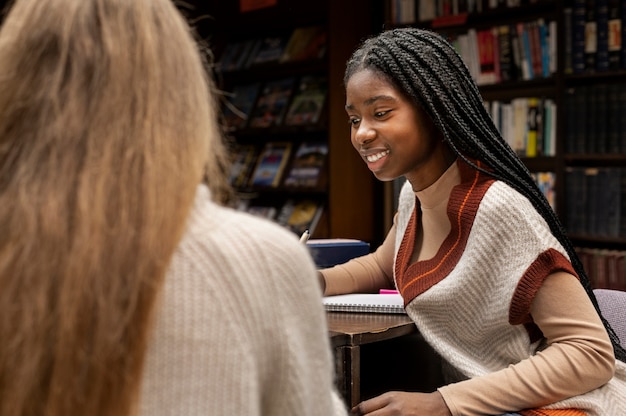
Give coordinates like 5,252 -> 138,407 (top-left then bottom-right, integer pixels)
365,150 -> 390,163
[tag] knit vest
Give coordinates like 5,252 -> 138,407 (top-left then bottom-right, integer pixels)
392,160 -> 626,415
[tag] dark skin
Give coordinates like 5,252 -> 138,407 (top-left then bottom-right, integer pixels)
342,69 -> 454,415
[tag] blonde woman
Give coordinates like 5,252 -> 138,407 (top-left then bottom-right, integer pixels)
0,0 -> 346,415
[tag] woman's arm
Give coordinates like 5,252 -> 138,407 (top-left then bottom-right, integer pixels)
438,272 -> 615,415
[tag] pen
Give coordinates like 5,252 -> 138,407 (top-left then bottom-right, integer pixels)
299,229 -> 310,244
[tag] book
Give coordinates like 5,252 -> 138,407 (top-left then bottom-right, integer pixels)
607,0 -> 622,69
248,78 -> 295,128
281,26 -> 327,62
228,144 -> 258,188
218,39 -> 256,72
532,171 -> 556,211
278,199 -> 324,235
564,8 -> 574,74
306,238 -> 370,268
476,28 -> 497,85
246,204 -> 278,220
496,24 -> 515,82
585,0 -> 598,71
322,293 -> 406,314
284,75 -> 328,126
526,97 -> 539,157
283,141 -> 328,188
572,0 -> 587,73
519,22 -> 534,79
246,35 -> 289,67
596,0 -> 610,71
222,82 -> 260,131
248,142 -> 292,187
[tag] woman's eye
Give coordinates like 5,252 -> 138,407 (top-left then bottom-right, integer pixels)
348,118 -> 360,125
375,110 -> 389,118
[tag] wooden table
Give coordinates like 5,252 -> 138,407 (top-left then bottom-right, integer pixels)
327,311 -> 417,408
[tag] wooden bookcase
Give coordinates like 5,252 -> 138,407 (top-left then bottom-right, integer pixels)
188,0 -> 385,244
378,0 -> 626,288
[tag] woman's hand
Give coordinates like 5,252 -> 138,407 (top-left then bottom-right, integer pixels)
351,391 -> 452,416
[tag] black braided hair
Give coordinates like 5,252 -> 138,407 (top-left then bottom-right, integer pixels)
345,27 -> 626,362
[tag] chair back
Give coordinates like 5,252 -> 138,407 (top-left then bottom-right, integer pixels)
594,288 -> 626,347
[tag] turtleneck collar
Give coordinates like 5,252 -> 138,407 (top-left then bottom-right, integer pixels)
414,159 -> 461,210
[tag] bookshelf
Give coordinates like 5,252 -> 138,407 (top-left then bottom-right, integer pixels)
185,0 -> 383,243
379,0 -> 626,289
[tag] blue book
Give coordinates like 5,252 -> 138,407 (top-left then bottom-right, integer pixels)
306,239 -> 370,268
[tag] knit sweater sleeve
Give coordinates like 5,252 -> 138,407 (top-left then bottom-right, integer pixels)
438,272 -> 615,415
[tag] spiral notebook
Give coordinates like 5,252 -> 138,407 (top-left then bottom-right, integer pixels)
322,293 -> 406,314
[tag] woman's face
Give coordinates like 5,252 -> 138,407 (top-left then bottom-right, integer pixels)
345,69 -> 451,191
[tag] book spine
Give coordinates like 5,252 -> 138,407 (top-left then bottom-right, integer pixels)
595,84 -> 609,154
564,8 -> 575,74
620,84 -> 626,153
585,85 -> 599,153
586,168 -> 600,236
596,0 -> 611,70
497,25 -> 514,82
566,167 -> 588,235
606,85 -> 620,153
623,0 -> 626,68
526,97 -> 539,157
477,29 -> 497,85
607,0 -> 622,68
537,19 -> 551,77
621,167 -> 626,237
573,0 -> 588,73
585,0 -> 598,71
528,21 -> 544,78
517,22 -> 533,79
510,23 -> 523,81
605,168 -> 621,237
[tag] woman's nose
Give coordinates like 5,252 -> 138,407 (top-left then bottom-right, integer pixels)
353,122 -> 376,146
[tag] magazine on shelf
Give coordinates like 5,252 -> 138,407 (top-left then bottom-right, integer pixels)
280,25 -> 327,62
228,145 -> 258,188
248,78 -> 296,128
218,39 -> 256,72
276,198 -> 323,235
222,83 -> 260,131
283,141 -> 328,188
284,75 -> 328,126
247,35 -> 289,66
248,142 -> 292,187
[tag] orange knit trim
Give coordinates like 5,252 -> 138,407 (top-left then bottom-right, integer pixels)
395,159 -> 494,303
510,248 -> 578,326
519,408 -> 587,415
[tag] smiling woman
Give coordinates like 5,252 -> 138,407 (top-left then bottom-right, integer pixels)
345,69 -> 451,188
321,27 -> 626,416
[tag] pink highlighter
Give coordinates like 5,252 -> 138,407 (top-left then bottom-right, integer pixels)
379,289 -> 399,295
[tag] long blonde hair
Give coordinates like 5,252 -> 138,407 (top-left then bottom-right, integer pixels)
0,0 -> 228,415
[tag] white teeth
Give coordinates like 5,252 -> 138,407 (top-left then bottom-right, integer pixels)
366,150 -> 389,162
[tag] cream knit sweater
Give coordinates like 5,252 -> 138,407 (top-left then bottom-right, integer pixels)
139,185 -> 347,415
